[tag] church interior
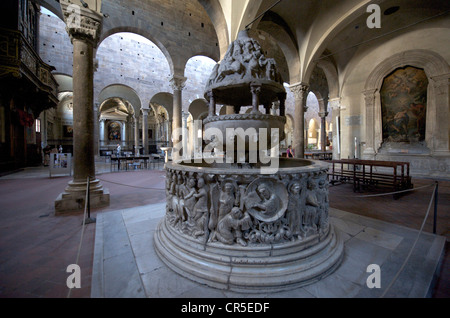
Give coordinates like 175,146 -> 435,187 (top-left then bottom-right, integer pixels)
0,0 -> 448,299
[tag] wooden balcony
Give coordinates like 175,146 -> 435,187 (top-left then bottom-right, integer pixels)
0,27 -> 58,114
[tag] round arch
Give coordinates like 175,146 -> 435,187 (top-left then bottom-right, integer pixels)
363,49 -> 450,156
53,73 -> 73,93
316,58 -> 339,99
150,92 -> 173,120
188,99 -> 209,120
99,27 -> 174,74
98,84 -> 142,117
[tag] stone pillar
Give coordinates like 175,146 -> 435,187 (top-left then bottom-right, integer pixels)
141,109 -> 149,155
290,83 -> 309,158
271,102 -> 280,157
329,98 -> 341,159
93,103 -> 99,157
170,75 -> 187,161
278,92 -> 286,117
121,121 -> 126,144
182,111 -> 189,159
430,75 -> 450,154
250,84 -> 261,113
318,110 -> 328,152
207,91 -> 216,117
55,3 -> 109,213
134,116 -> 140,155
363,89 -> 377,159
99,118 -> 105,149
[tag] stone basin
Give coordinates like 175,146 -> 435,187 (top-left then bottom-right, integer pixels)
203,113 -> 286,153
154,158 -> 344,292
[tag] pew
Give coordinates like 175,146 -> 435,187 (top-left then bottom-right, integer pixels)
326,159 -> 413,198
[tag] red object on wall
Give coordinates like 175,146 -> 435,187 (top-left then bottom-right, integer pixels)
17,109 -> 34,127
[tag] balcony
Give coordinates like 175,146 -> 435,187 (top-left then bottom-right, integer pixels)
0,27 -> 58,114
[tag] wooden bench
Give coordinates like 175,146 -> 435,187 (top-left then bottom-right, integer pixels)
326,159 -> 413,198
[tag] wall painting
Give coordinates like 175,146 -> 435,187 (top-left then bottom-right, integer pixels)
380,66 -> 428,143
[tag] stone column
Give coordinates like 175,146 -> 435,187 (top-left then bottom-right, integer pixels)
121,121 -> 126,144
363,89 -> 377,159
55,3 -> 109,213
93,103 -> 99,157
134,116 -> 140,155
141,108 -> 149,155
430,75 -> 450,154
170,75 -> 187,161
207,91 -> 216,117
329,98 -> 341,159
182,111 -> 189,159
290,83 -> 309,158
250,84 -> 261,113
278,92 -> 286,117
271,102 -> 280,157
99,118 -> 105,149
318,110 -> 328,152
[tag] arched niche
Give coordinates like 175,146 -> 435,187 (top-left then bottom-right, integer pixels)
363,49 -> 450,157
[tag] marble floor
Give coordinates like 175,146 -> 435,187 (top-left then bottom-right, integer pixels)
0,162 -> 447,299
91,203 -> 446,298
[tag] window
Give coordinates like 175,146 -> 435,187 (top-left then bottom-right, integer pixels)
35,119 -> 41,133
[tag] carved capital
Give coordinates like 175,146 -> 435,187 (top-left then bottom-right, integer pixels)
328,98 -> 341,111
60,1 -> 103,45
318,111 -> 329,118
289,82 -> 309,101
250,84 -> 262,95
430,74 -> 450,94
169,75 -> 187,91
363,89 -> 377,107
141,108 -> 149,116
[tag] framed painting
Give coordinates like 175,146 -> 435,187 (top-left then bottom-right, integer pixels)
380,66 -> 428,143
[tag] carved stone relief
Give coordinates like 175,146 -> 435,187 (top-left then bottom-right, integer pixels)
165,167 -> 330,246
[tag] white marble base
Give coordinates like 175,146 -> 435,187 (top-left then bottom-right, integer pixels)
91,204 -> 446,298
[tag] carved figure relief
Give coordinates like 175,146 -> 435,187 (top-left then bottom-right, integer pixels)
304,180 -> 319,232
215,207 -> 252,246
244,178 -> 288,223
164,169 -> 330,246
192,178 -> 208,238
317,179 -> 329,233
286,181 -> 305,238
206,31 -> 283,89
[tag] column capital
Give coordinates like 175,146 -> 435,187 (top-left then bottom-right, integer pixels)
141,108 -> 149,116
289,82 -> 309,100
182,111 -> 190,120
329,98 -> 341,110
272,101 -> 280,110
169,75 -> 187,91
318,111 -> 329,118
363,89 -> 377,107
60,0 -> 103,45
363,88 -> 378,98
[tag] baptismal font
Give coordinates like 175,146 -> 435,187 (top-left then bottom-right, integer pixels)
154,30 -> 343,292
